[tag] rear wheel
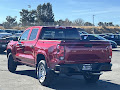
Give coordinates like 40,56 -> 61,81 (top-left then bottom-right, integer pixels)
83,73 -> 100,83
37,60 -> 54,86
8,53 -> 17,72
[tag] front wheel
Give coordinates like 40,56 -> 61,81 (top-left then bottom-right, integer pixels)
83,73 -> 100,83
8,53 -> 17,72
37,60 -> 54,86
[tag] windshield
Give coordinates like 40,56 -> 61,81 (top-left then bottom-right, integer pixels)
40,28 -> 80,40
97,35 -> 106,40
81,34 -> 106,41
14,33 -> 22,36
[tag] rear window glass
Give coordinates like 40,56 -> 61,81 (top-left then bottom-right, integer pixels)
40,28 -> 80,40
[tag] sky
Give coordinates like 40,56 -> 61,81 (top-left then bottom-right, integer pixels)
0,0 -> 120,25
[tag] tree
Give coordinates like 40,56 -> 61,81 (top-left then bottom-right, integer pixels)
20,9 -> 29,26
84,22 -> 93,26
116,25 -> 119,27
28,10 -> 37,24
73,18 -> 84,26
37,4 -> 43,24
3,22 -> 10,29
3,16 -> 17,28
104,22 -> 109,26
64,18 -> 72,26
20,9 -> 37,26
46,3 -> 54,22
98,22 -> 114,27
98,22 -> 104,26
37,3 -> 54,23
20,3 -> 54,26
56,19 -> 65,26
108,22 -> 114,26
6,16 -> 16,25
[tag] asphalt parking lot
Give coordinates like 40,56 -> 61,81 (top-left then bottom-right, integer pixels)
0,47 -> 120,90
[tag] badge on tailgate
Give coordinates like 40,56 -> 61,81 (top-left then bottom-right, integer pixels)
82,64 -> 92,70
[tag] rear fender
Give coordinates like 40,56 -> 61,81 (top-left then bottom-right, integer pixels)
7,41 -> 17,59
36,50 -> 49,66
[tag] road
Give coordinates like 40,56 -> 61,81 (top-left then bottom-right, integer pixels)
0,47 -> 120,90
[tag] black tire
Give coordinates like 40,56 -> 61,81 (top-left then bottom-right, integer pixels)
83,73 -> 100,83
37,60 -> 54,86
8,53 -> 17,72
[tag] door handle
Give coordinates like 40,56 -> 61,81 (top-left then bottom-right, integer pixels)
17,43 -> 25,48
30,45 -> 34,49
19,44 -> 25,48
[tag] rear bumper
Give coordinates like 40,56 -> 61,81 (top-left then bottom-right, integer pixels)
111,43 -> 117,48
55,63 -> 112,75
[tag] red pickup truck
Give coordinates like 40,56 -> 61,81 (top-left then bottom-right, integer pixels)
7,26 -> 112,86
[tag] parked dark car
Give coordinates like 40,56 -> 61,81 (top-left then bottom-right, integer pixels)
0,33 -> 12,52
79,31 -> 88,34
103,34 -> 120,45
5,33 -> 22,41
98,34 -> 108,37
0,29 -> 5,33
80,34 -> 117,48
4,29 -> 23,34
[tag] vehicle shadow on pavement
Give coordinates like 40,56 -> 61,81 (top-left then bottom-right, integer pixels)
14,70 -> 120,90
112,49 -> 120,52
0,52 -> 6,55
14,70 -> 37,79
50,77 -> 120,90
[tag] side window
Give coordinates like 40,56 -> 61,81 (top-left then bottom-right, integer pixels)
115,35 -> 119,39
89,36 -> 99,40
110,35 -> 114,38
41,30 -> 55,40
29,28 -> 39,40
20,29 -> 30,41
65,30 -> 80,39
40,30 -> 65,40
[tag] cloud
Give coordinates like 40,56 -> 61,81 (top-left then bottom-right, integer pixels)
0,6 -> 20,12
71,7 -> 120,16
72,9 -> 93,13
67,0 -> 102,6
6,8 -> 21,12
67,0 -> 78,5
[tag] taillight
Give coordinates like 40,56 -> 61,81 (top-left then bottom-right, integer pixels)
56,45 -> 65,60
109,45 -> 112,58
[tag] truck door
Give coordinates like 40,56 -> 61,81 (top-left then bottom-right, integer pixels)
15,29 -> 30,63
23,28 -> 39,66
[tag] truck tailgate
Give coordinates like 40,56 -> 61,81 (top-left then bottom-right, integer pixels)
61,40 -> 111,64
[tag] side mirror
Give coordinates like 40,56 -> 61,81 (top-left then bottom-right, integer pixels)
18,37 -> 20,42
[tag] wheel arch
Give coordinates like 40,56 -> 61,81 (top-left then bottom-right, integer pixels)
36,53 -> 49,67
7,49 -> 12,58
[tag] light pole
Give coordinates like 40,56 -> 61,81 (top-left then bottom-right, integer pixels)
28,5 -> 31,26
93,15 -> 95,34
